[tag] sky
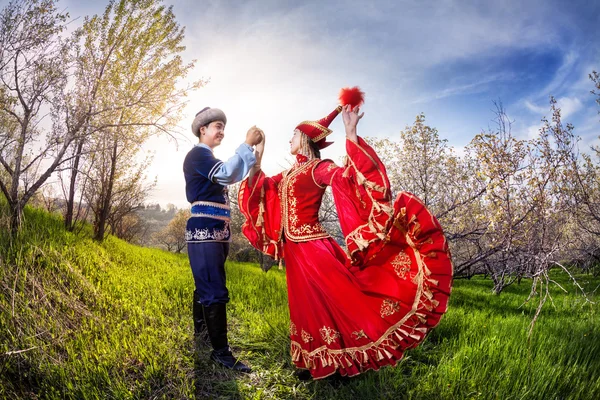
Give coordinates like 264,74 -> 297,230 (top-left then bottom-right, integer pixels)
60,0 -> 600,208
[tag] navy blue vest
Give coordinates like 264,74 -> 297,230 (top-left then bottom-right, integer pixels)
183,146 -> 231,242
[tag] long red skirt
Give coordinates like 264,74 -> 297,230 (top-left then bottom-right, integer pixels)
284,193 -> 452,379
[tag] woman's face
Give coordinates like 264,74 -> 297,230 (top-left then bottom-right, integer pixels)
290,129 -> 302,155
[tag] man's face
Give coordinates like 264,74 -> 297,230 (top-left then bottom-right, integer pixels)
199,120 -> 225,148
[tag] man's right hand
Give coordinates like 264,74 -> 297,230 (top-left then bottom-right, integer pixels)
245,126 -> 263,147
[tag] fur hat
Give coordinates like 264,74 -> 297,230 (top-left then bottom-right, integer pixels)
191,107 -> 227,137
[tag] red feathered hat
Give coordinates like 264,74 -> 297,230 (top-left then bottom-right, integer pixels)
295,86 -> 365,149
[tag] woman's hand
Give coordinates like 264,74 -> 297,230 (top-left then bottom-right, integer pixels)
249,129 -> 264,184
245,126 -> 263,147
341,104 -> 364,142
255,129 -> 265,157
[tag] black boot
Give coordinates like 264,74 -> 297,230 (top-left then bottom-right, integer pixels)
203,303 -> 252,373
193,291 -> 209,343
294,369 -> 313,381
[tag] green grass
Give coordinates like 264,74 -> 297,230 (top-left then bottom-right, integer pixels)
1,203 -> 599,399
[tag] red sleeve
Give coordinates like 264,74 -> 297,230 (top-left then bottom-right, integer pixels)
312,159 -> 342,188
329,137 -> 395,265
238,171 -> 284,260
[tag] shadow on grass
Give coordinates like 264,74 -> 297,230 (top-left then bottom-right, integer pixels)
0,353 -> 41,399
193,343 -> 243,400
307,363 -> 413,400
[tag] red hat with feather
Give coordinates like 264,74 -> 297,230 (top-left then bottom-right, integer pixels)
295,86 -> 365,149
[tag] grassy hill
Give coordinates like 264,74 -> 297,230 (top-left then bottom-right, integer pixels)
1,204 -> 599,399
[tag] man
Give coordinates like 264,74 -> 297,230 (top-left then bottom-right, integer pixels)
183,106 -> 262,373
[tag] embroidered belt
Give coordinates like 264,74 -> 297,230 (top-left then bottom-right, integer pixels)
190,201 -> 230,221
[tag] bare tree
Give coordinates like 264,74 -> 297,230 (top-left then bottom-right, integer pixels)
105,163 -> 155,243
319,187 -> 343,244
371,104 -> 579,294
567,71 -> 600,274
71,0 -> 201,241
591,70 -> 600,112
152,208 -> 190,252
469,99 -> 578,293
0,0 -> 73,234
370,114 -> 488,277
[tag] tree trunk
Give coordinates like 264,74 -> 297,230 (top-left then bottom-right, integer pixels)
65,139 -> 85,231
93,136 -> 118,241
9,200 -> 23,235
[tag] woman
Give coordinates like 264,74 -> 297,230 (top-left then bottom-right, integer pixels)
239,88 -> 453,380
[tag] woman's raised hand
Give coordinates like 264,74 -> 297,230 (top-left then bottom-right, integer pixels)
341,104 -> 364,142
248,129 -> 264,183
250,129 -> 265,177
255,129 -> 265,155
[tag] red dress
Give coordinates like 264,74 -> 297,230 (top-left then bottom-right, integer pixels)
239,137 -> 453,379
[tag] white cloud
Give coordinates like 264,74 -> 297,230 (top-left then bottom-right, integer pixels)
326,0 -> 562,68
54,0 -> 600,207
556,96 -> 583,119
526,123 -> 544,139
522,96 -> 584,121
411,72 -> 517,104
524,101 -> 547,115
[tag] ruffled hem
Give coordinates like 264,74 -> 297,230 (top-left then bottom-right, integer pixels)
290,322 -> 416,379
287,190 -> 452,380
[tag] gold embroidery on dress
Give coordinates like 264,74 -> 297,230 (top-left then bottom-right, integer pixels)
352,330 -> 367,340
319,326 -> 341,345
288,192 -> 299,225
284,188 -> 451,376
391,251 -> 411,279
280,159 -> 329,242
290,322 -> 297,336
380,299 -> 400,318
287,177 -> 304,231
301,329 -> 313,343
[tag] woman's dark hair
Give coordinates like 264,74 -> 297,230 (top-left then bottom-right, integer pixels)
308,139 -> 321,159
